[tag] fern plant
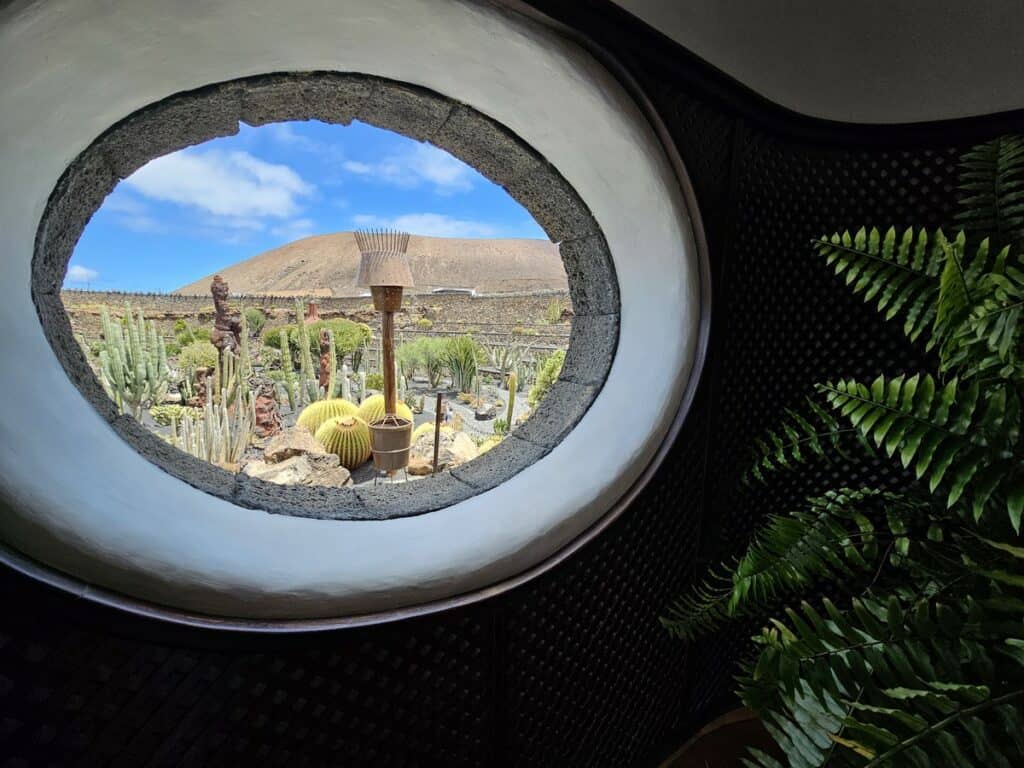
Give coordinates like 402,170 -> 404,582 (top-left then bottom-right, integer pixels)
663,136 -> 1024,767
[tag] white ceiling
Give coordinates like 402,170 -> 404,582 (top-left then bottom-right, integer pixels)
612,0 -> 1024,124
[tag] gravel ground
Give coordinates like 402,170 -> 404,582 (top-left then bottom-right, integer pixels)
141,379 -> 532,487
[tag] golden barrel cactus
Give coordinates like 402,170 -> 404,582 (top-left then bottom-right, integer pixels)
297,398 -> 358,435
314,415 -> 372,469
357,394 -> 413,425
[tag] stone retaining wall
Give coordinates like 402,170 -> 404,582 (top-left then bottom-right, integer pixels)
61,289 -> 573,348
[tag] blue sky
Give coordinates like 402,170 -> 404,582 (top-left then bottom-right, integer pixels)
66,120 -> 546,292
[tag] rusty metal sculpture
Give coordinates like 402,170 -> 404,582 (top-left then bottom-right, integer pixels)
318,327 -> 332,394
253,380 -> 282,438
305,301 -> 321,324
354,229 -> 415,473
209,275 -> 242,355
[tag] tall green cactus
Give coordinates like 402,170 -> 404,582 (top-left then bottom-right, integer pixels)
293,298 -> 318,402
279,327 -> 298,412
171,376 -> 254,465
505,372 -> 517,427
327,328 -> 338,398
239,306 -> 251,377
97,303 -> 171,419
212,347 -> 245,408
341,363 -> 352,401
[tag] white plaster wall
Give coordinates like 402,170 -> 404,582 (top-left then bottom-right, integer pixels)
0,0 -> 700,619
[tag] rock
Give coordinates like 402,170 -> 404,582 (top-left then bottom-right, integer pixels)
163,391 -> 182,404
243,453 -> 352,487
409,429 -> 479,473
474,403 -> 496,420
450,432 -> 479,465
263,425 -> 326,463
407,455 -> 435,476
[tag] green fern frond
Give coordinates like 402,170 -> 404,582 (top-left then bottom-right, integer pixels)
745,397 -> 866,484
660,565 -> 737,642
820,375 -> 1022,530
948,259 -> 1024,380
730,490 -> 927,611
665,135 -> 1024,767
660,490 -> 929,642
813,227 -> 947,343
740,593 -> 1024,768
955,134 -> 1024,253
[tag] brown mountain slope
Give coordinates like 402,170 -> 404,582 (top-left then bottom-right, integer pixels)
174,233 -> 567,296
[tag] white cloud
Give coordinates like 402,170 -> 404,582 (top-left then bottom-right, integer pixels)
344,145 -> 474,194
210,216 -> 266,231
119,215 -> 168,234
266,123 -> 345,163
103,195 -> 147,215
66,265 -> 99,283
100,194 -> 169,233
271,218 -> 317,241
408,145 -> 474,193
265,123 -> 308,147
351,213 -> 497,238
126,149 -> 314,219
342,160 -> 372,175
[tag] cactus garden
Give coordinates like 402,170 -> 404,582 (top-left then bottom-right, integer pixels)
71,278 -> 566,488
60,119 -> 576,489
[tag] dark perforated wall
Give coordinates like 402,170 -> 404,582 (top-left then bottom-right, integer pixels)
2,2 -> 1020,765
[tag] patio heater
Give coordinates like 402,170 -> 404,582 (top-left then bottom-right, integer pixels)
354,229 -> 415,473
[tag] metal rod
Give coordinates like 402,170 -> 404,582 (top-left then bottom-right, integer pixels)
433,392 -> 443,475
354,228 -> 411,254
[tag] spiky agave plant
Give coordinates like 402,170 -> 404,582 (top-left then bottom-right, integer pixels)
663,135 -> 1024,767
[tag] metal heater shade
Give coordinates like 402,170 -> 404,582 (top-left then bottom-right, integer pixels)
354,229 -> 415,288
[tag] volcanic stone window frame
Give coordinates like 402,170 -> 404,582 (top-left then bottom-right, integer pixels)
31,72 -> 619,521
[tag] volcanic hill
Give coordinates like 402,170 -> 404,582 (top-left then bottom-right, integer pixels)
174,233 -> 566,296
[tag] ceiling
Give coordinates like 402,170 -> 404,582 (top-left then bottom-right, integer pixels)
611,0 -> 1024,124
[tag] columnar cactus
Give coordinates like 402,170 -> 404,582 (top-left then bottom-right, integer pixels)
97,303 -> 171,419
358,371 -> 367,403
212,347 -> 248,408
279,328 -> 298,412
150,404 -> 199,426
239,307 -> 251,377
297,398 -> 358,435
293,298 -> 317,402
505,372 -> 517,428
341,363 -> 352,401
357,394 -> 414,425
170,373 -> 254,465
314,415 -> 372,469
327,328 -> 338,398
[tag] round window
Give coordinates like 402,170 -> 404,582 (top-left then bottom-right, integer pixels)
0,0 -> 704,625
